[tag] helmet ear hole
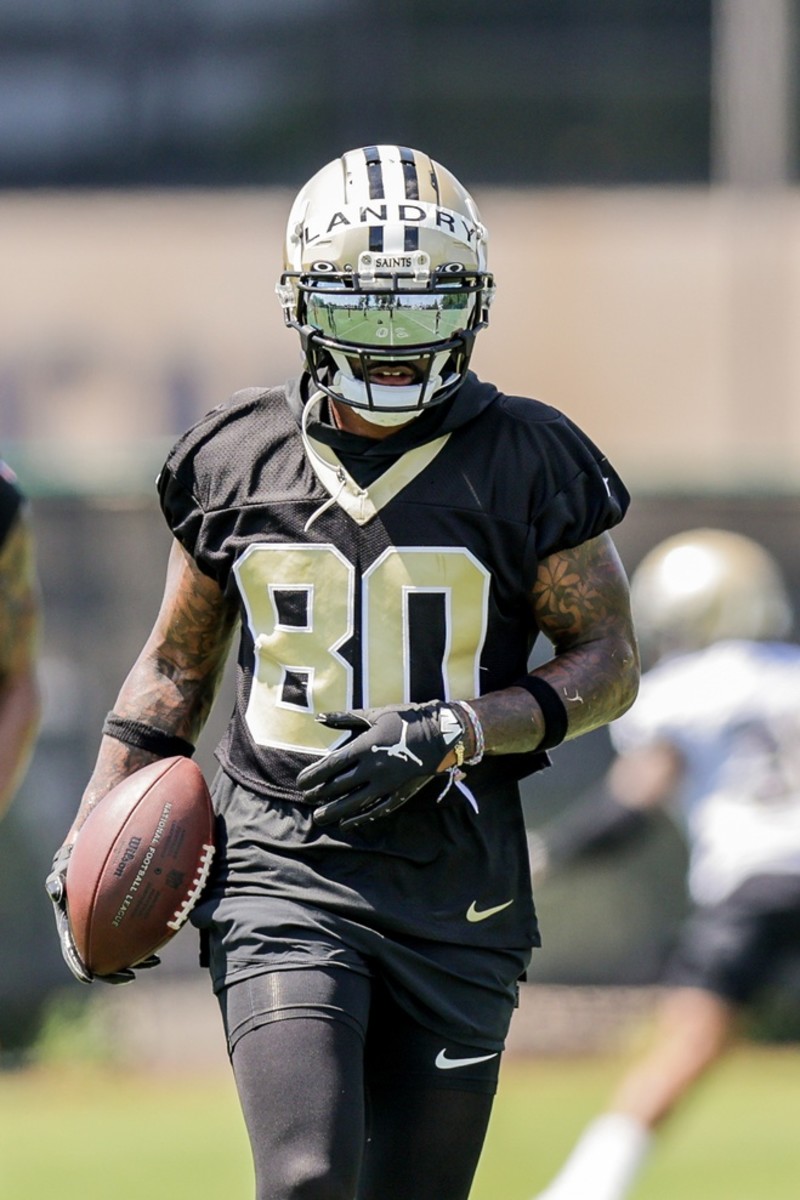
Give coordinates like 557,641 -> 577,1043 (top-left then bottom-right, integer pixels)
277,145 -> 493,413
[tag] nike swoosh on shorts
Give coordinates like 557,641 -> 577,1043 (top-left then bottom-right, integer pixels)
435,1049 -> 499,1070
465,899 -> 514,923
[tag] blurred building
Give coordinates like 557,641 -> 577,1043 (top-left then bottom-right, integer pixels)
0,0 -> 714,187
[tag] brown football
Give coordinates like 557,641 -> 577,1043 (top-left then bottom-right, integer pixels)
65,757 -> 215,977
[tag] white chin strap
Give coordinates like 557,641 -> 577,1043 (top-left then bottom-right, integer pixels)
332,372 -> 434,425
329,348 -> 454,425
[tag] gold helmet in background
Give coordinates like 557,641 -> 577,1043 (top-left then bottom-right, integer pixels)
631,528 -> 794,663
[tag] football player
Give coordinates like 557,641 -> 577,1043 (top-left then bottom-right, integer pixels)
530,529 -> 800,1200
47,146 -> 639,1200
0,460 -> 40,819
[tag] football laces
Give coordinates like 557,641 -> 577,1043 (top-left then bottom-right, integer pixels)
167,842 -> 215,933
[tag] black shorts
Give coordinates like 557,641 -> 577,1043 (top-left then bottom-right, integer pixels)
664,873 -> 800,1005
219,965 -> 503,1094
192,771 -> 534,1051
196,892 -> 524,1053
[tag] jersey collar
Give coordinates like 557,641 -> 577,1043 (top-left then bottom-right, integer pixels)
300,391 -> 451,528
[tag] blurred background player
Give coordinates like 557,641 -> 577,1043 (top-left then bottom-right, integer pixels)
47,145 -> 639,1200
0,459 -> 40,820
529,527 -> 800,1200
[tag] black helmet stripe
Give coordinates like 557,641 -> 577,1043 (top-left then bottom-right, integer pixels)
398,146 -> 420,199
427,153 -> 440,204
362,146 -> 385,200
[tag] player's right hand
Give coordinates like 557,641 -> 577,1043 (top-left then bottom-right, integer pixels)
44,843 -> 159,986
45,843 -> 94,984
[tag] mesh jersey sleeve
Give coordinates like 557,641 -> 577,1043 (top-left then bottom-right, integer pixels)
158,463 -> 205,565
156,389 -> 275,585
528,411 -> 630,559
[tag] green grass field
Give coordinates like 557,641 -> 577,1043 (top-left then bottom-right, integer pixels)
1,1046 -> 799,1198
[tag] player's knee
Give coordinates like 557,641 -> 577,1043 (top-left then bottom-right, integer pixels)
255,1149 -> 357,1200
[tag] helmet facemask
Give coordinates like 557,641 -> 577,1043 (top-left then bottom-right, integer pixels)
277,146 -> 495,419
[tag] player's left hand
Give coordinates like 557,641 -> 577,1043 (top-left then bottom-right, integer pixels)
297,702 -> 468,829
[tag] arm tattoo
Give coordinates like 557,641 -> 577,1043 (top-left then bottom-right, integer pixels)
533,536 -> 624,644
474,534 -> 639,757
532,534 -> 639,738
533,535 -> 639,731
72,544 -> 238,833
145,569 -> 239,731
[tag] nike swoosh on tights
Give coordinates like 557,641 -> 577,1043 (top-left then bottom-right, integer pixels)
435,1049 -> 499,1070
465,899 -> 514,923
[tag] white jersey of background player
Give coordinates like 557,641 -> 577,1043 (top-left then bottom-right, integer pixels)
615,636 -> 800,908
531,528 -> 800,1200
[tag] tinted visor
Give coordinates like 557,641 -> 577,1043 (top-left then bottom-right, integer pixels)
303,289 -> 477,351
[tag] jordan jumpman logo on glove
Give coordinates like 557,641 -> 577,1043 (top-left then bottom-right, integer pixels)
297,702 -> 468,829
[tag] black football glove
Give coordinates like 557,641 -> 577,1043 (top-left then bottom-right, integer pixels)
297,701 -> 468,830
45,843 -> 160,986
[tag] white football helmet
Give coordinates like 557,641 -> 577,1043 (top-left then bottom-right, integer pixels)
631,528 -> 794,662
276,145 -> 494,421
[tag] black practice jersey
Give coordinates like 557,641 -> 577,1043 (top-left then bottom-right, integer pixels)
159,372 -> 629,801
0,461 -> 23,551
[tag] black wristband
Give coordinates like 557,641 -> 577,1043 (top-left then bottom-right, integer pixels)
102,712 -> 195,759
512,675 -> 568,750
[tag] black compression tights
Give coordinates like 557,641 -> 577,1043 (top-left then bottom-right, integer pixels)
230,1015 -> 495,1200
